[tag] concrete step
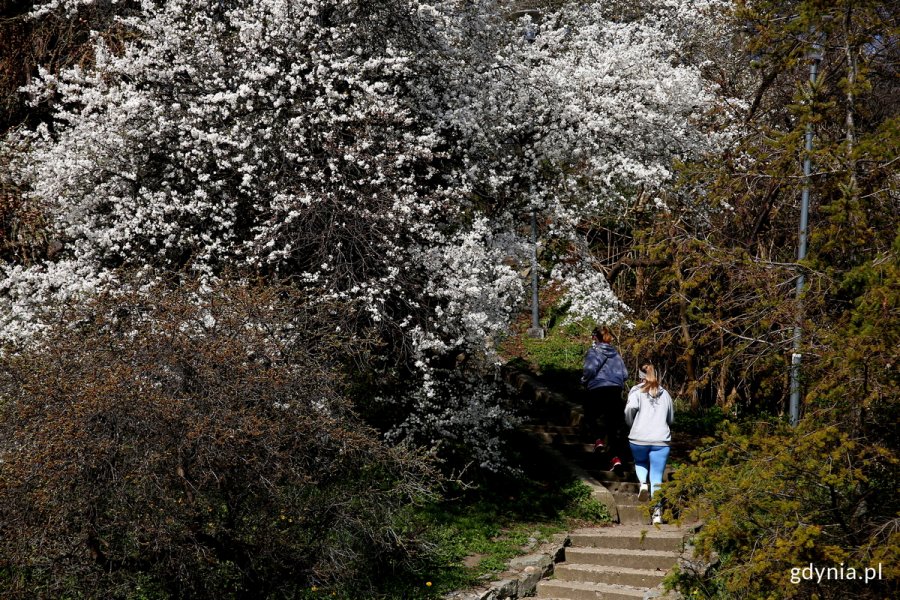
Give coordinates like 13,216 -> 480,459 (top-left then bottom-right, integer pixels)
528,430 -> 584,445
564,547 -> 680,570
569,527 -> 686,552
524,424 -> 582,437
615,503 -> 649,525
601,481 -> 641,495
611,492 -> 645,505
554,564 -> 667,588
536,579 -> 648,599
556,441 -> 602,455
564,460 -> 640,482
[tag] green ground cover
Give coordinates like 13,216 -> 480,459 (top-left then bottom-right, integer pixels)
333,430 -> 611,600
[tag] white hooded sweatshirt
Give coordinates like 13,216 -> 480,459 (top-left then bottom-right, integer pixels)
624,385 -> 674,445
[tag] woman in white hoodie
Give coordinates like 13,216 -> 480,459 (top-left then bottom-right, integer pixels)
624,364 -> 674,524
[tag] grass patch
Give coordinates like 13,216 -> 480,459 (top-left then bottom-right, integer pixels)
366,431 -> 611,599
501,315 -> 592,399
395,482 -> 609,598
521,330 -> 586,375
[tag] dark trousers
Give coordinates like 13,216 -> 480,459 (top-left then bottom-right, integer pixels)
583,386 -> 626,459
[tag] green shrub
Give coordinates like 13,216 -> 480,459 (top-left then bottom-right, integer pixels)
659,419 -> 899,599
559,480 -> 612,523
673,406 -> 727,436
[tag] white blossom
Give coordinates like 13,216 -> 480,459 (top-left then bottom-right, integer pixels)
4,0 -> 730,467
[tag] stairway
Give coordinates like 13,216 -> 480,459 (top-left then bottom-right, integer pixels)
536,525 -> 686,599
522,422 -> 660,525
522,419 -> 692,599
505,366 -> 698,600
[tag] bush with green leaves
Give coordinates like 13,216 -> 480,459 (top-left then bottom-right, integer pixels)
0,279 -> 435,599
659,418 -> 899,599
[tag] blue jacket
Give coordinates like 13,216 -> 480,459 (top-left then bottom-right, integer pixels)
581,343 -> 628,390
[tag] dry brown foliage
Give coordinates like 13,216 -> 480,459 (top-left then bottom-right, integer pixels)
0,277 -> 436,599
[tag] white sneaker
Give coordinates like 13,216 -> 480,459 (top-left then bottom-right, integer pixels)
652,505 -> 663,525
637,483 -> 650,502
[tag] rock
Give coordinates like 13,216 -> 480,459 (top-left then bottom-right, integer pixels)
517,565 -> 543,594
508,553 -> 552,573
492,578 -> 518,598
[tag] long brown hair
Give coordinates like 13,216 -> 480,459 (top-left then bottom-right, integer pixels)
639,364 -> 660,396
591,326 -> 613,344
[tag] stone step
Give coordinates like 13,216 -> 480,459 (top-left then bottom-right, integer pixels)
573,468 -> 641,485
538,403 -> 584,428
583,464 -> 676,483
536,579 -> 648,599
569,527 -> 686,552
611,492 -> 645,505
563,457 -> 640,480
556,441 -> 602,455
552,434 -> 588,446
528,430 -> 556,445
557,453 -> 677,484
593,472 -> 641,485
528,430 -> 580,446
554,564 -> 667,588
615,503 -> 649,525
522,428 -> 599,448
523,424 -> 582,436
564,547 -> 680,570
601,481 -> 641,495
521,401 -> 583,428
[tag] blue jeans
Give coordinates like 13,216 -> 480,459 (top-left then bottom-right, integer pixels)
629,443 -> 670,498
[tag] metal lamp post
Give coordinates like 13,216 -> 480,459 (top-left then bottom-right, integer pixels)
789,35 -> 823,426
524,21 -> 544,339
528,203 -> 544,338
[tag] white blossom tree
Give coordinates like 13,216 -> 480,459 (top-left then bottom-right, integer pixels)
446,0 -> 729,324
3,0 -> 725,469
7,0 -> 518,343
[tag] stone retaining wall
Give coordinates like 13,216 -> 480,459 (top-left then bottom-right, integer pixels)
441,534 -> 569,600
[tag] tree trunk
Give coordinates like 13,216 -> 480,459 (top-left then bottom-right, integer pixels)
672,229 -> 700,410
845,3 -> 866,437
844,3 -> 859,195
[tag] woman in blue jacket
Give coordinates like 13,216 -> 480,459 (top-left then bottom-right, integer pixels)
581,327 -> 628,472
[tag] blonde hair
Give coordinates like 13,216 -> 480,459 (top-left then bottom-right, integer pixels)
639,364 -> 660,396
